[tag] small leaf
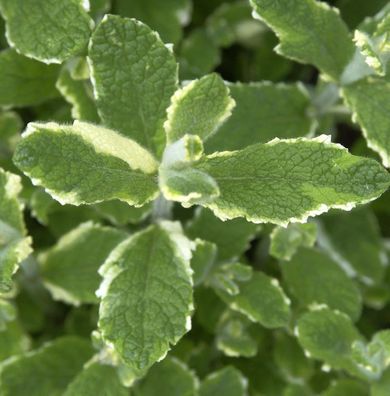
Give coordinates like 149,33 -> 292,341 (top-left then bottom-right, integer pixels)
13,121 -> 159,206
40,222 -> 127,305
217,271 -> 291,329
318,207 -> 386,284
0,169 -> 32,293
322,379 -> 368,396
89,15 -> 178,155
112,0 -> 191,44
56,67 -> 99,123
199,366 -> 248,396
164,74 -> 235,144
0,337 -> 94,396
371,367 -> 390,396
0,0 -> 93,63
195,136 -> 390,226
249,0 -> 355,80
98,222 -> 193,376
186,208 -> 258,261
0,320 -> 30,362
296,307 -> 362,372
190,239 -> 217,287
270,222 -> 317,261
206,82 -> 315,152
282,247 -> 362,321
134,357 -> 198,396
342,77 -> 390,168
64,362 -> 128,396
0,49 -> 59,107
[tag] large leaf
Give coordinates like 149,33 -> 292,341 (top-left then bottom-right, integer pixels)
195,136 -> 390,226
0,0 -> 93,63
249,0 -> 355,80
206,82 -> 315,152
0,337 -> 94,396
13,121 -> 159,206
97,222 -> 193,376
89,15 -> 178,154
0,49 -> 59,107
40,222 -> 127,305
0,169 -> 32,293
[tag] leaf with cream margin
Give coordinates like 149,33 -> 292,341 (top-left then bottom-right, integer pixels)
164,73 -> 235,144
89,15 -> 178,155
0,169 -> 32,293
249,0 -> 355,81
13,121 -> 159,206
193,135 -> 390,226
0,0 -> 93,63
97,222 -> 194,377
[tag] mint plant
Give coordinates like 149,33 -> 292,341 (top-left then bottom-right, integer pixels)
1,0 -> 390,394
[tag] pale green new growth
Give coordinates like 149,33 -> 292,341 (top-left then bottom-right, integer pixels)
56,68 -> 99,123
195,136 -> 390,226
0,169 -> 32,293
40,222 -> 127,305
318,208 -> 386,284
89,15 -> 178,154
0,0 -> 93,63
342,78 -> 390,168
270,223 -> 317,261
199,366 -> 247,396
13,121 -> 159,206
282,248 -> 362,321
64,362 -> 128,396
0,337 -> 94,396
98,222 -> 193,376
165,74 -> 235,144
296,307 -> 362,371
134,357 -> 198,396
249,0 -> 355,80
206,82 -> 315,152
0,49 -> 59,107
218,272 -> 291,328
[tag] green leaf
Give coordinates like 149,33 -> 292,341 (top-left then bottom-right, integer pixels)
199,366 -> 247,396
0,111 -> 22,162
40,222 -> 127,305
354,5 -> 390,76
190,239 -> 217,287
134,357 -> 198,396
64,362 -> 128,396
281,247 -> 362,321
98,222 -> 193,376
206,82 -> 315,152
178,28 -> 221,80
371,367 -> 390,396
186,208 -> 258,261
0,337 -> 94,396
195,136 -> 390,226
165,74 -> 235,144
296,307 -> 362,371
318,207 -> 386,284
89,15 -> 178,154
0,49 -> 59,107
216,310 -> 258,358
342,77 -> 390,168
0,169 -> 32,293
217,271 -> 291,329
113,0 -> 191,44
0,320 -> 30,362
13,121 -> 159,206
322,379 -> 368,396
249,0 -> 355,80
0,299 -> 14,330
56,67 -> 99,123
0,0 -> 93,63
270,222 -> 317,261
